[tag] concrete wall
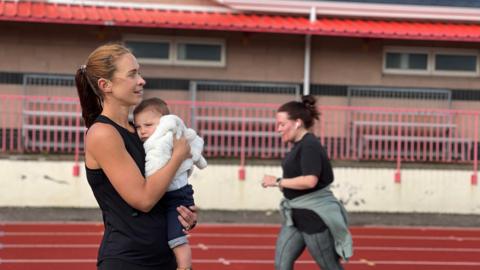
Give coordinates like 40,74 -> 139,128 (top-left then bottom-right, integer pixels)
1,159 -> 479,214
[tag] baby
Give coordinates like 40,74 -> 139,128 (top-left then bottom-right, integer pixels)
133,97 -> 207,270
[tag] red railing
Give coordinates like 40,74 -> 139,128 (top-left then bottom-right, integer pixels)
1,95 -> 478,183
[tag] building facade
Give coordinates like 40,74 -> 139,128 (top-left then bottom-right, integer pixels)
1,0 -> 480,109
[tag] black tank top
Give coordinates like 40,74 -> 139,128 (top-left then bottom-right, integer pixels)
86,115 -> 175,267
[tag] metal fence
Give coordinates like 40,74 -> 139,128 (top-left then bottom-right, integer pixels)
189,80 -> 300,106
347,86 -> 452,109
1,94 -> 479,183
2,95 -> 479,160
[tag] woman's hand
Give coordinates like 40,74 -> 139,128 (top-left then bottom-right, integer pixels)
172,136 -> 191,161
262,175 -> 278,188
177,205 -> 197,232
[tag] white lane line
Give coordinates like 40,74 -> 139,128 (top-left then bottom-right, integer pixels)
2,232 -> 480,243
2,244 -> 480,253
357,246 -> 480,252
4,223 -> 480,239
1,258 -> 480,266
359,258 -> 376,266
0,258 -> 277,264
197,243 -> 209,250
0,222 -> 104,226
195,245 -> 274,250
193,233 -> 480,241
3,223 -> 480,232
1,244 -> 98,248
357,225 -> 480,231
218,257 -> 231,265
353,235 -> 480,241
191,233 -> 480,240
348,260 -> 480,266
192,245 -> 480,253
0,232 -> 102,236
191,233 -> 279,238
0,259 -> 97,263
3,231 -> 480,241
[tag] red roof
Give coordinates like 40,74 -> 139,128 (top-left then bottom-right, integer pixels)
1,1 -> 480,42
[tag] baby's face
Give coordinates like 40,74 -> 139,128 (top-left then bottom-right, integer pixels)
134,109 -> 162,142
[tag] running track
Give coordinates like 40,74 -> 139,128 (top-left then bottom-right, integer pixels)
1,223 -> 480,270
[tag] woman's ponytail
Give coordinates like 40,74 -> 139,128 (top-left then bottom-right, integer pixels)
75,66 -> 102,128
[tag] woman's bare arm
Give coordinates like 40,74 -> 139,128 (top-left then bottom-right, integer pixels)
262,174 -> 318,190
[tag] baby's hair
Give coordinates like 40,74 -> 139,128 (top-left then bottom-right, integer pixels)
133,97 -> 170,116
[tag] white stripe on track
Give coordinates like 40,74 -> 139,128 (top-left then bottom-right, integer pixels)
0,232 -> 102,236
0,259 -> 97,263
2,258 -> 480,266
218,257 -> 230,265
3,231 -> 480,242
3,230 -> 480,241
197,243 -> 209,250
3,222 -> 480,232
357,246 -> 480,252
349,260 -> 480,266
191,245 -> 480,252
4,223 -> 480,237
2,243 -> 480,253
193,233 -> 480,241
353,235 -> 480,241
1,244 -> 98,248
0,222 -> 104,226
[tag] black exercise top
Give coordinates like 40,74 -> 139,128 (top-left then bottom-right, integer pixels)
280,132 -> 334,234
281,132 -> 334,200
86,115 -> 175,267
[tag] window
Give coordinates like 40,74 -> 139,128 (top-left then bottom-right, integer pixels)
124,39 -> 172,65
435,54 -> 477,72
124,36 -> 225,67
384,47 -> 479,76
174,39 -> 225,67
177,43 -> 222,62
126,41 -> 169,60
385,52 -> 428,70
383,47 -> 430,75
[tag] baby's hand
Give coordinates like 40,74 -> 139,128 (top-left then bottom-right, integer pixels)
172,136 -> 191,160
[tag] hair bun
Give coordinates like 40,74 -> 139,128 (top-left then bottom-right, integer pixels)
301,95 -> 317,108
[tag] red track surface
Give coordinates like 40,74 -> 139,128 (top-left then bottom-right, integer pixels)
1,223 -> 480,270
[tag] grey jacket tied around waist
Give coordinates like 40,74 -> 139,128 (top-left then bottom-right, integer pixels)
279,187 -> 353,261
